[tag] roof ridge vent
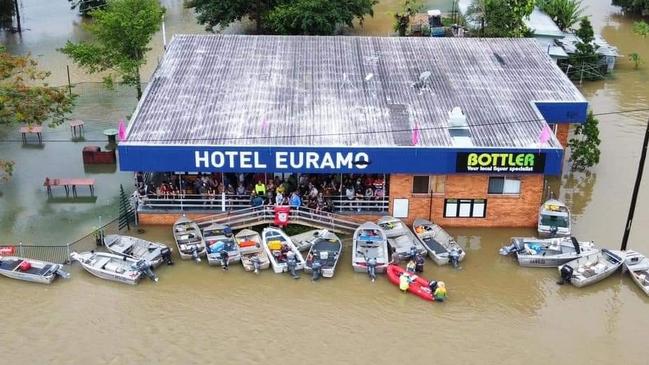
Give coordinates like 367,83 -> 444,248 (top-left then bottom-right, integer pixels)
448,107 -> 468,129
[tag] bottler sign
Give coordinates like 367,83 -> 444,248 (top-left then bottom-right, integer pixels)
456,152 -> 546,173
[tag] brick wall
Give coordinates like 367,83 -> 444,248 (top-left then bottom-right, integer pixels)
554,124 -> 570,147
388,174 -> 544,228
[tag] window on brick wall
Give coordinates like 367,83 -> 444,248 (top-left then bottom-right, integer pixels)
412,175 -> 446,194
488,176 -> 521,194
444,199 -> 486,218
412,176 -> 430,194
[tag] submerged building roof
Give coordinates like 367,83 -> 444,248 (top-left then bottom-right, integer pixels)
124,35 -> 586,149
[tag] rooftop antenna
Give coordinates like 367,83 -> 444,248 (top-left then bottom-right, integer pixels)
162,14 -> 167,51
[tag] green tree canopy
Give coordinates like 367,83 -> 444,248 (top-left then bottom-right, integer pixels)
185,0 -> 377,35
0,47 -> 75,178
60,0 -> 164,99
467,0 -> 535,37
633,20 -> 649,38
569,111 -> 601,170
537,0 -> 583,31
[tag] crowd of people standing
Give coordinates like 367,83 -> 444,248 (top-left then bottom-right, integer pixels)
135,172 -> 389,212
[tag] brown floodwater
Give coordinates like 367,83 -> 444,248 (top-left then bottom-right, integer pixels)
1,0 -> 649,364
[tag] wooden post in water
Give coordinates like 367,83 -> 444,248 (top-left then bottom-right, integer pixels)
621,118 -> 649,250
13,0 -> 21,33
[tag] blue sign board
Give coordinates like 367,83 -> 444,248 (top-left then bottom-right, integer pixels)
118,145 -> 565,175
534,101 -> 588,124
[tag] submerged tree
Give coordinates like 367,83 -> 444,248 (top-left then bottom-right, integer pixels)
568,111 -> 601,171
0,47 -> 76,178
186,0 -> 377,35
393,0 -> 423,36
60,0 -> 164,99
68,0 -> 107,16
611,0 -> 649,15
537,0 -> 583,31
0,0 -> 15,30
633,20 -> 649,38
566,17 -> 603,81
466,0 -> 534,37
266,0 -> 377,35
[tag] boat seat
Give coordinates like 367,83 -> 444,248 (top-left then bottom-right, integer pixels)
103,261 -> 126,274
94,257 -> 111,270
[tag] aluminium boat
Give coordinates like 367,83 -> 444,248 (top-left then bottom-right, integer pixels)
172,216 -> 206,262
202,223 -> 241,266
0,256 -> 69,284
262,227 -> 305,274
538,199 -> 571,237
558,249 -> 625,288
235,229 -> 270,273
623,250 -> 649,296
70,251 -> 158,285
499,236 -> 598,268
413,218 -> 465,266
303,230 -> 343,279
103,234 -> 172,267
352,222 -> 389,274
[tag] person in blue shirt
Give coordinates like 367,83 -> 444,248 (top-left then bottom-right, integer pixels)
290,192 -> 302,208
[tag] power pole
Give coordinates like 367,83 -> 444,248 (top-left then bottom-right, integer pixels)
621,117 -> 649,250
13,0 -> 20,33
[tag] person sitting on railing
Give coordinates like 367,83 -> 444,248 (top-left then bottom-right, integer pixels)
275,191 -> 285,206
226,184 -> 235,195
236,184 -> 246,196
315,193 -> 326,213
250,192 -> 264,207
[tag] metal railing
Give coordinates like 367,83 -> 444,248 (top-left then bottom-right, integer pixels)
194,205 -> 363,234
138,193 -> 389,212
0,217 -> 120,264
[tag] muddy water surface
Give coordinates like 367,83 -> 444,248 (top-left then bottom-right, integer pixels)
1,1 -> 649,364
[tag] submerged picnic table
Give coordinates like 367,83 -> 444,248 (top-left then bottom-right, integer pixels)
43,178 -> 96,197
20,126 -> 43,144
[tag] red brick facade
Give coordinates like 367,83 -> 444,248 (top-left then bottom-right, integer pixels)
554,124 -> 570,147
387,174 -> 544,228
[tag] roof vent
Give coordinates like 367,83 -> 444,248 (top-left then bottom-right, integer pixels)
448,107 -> 473,146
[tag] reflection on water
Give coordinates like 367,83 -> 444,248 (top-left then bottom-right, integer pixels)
562,171 -> 596,217
1,0 -> 649,363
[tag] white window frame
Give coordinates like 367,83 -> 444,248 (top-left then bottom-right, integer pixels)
488,176 -> 521,195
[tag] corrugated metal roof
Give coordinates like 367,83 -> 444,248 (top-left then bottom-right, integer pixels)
124,35 -> 585,148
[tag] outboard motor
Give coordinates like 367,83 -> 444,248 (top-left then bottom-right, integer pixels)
311,259 -> 322,281
191,246 -> 201,263
428,280 -> 438,293
415,254 -> 425,273
449,249 -> 460,268
161,247 -> 174,265
55,265 -> 71,279
135,260 -> 158,282
558,265 -> 573,285
286,252 -> 299,279
367,257 -> 377,282
550,225 -> 559,237
499,240 -> 523,256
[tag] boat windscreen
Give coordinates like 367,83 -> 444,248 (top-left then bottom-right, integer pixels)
540,214 -> 569,228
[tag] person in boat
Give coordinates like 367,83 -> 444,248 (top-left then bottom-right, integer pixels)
406,260 -> 416,273
390,247 -> 401,265
220,249 -> 229,271
399,273 -> 412,293
434,281 -> 447,302
415,254 -> 425,273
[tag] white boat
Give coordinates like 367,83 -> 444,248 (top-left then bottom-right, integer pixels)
172,216 -> 206,262
623,250 -> 649,296
499,236 -> 599,268
262,227 -> 306,274
303,230 -> 343,279
377,216 -> 409,238
70,251 -> 158,285
235,229 -> 270,273
538,199 -> 571,237
103,234 -> 173,268
352,222 -> 389,274
412,218 -> 465,266
202,223 -> 241,266
0,256 -> 69,284
558,249 -> 626,288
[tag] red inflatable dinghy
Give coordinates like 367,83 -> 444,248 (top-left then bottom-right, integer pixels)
386,264 -> 434,301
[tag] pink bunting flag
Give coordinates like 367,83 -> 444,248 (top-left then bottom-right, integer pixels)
117,119 -> 127,141
260,117 -> 269,132
411,124 -> 420,146
538,124 -> 552,145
